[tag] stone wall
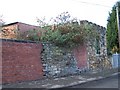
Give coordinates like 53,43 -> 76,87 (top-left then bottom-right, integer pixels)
80,20 -> 111,71
86,39 -> 111,71
86,31 -> 111,71
41,43 -> 79,77
1,37 -> 111,84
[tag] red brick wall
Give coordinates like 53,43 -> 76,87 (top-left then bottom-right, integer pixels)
0,41 -> 2,84
1,39 -> 44,84
73,44 -> 88,69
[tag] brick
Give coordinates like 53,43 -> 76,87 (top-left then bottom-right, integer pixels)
73,44 -> 87,69
2,40 -> 43,84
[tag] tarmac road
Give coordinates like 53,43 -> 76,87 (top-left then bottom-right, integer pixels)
68,74 -> 119,88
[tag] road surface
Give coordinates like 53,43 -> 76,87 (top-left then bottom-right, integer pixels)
68,74 -> 119,88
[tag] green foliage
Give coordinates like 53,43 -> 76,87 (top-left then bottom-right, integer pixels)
106,1 -> 120,55
18,29 -> 42,41
23,12 -> 99,48
41,21 -> 99,48
26,30 -> 41,41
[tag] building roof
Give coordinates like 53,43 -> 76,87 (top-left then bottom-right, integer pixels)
2,22 -> 39,27
2,22 -> 19,27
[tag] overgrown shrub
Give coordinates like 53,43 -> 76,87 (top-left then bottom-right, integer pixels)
22,12 -> 99,48
41,21 -> 99,48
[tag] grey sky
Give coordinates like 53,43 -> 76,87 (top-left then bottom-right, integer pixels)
0,0 -> 118,27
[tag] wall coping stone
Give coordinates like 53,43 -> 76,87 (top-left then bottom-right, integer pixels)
0,39 -> 41,43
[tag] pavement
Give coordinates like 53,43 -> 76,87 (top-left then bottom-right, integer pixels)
2,68 -> 119,89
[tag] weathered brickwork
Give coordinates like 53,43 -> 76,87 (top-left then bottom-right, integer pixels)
0,24 -> 18,39
73,43 -> 88,69
1,39 -> 44,84
0,38 -> 2,84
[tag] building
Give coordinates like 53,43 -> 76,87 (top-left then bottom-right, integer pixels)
0,22 -> 40,39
